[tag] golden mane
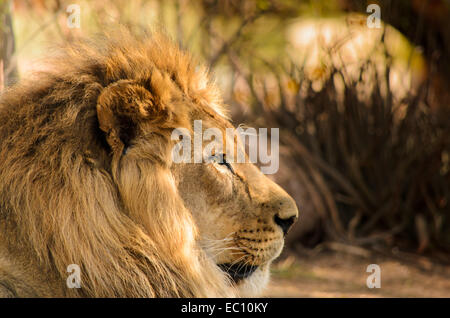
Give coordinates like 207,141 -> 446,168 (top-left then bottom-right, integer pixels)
0,30 -> 234,297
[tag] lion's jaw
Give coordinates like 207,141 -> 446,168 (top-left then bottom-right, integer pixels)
236,264 -> 271,297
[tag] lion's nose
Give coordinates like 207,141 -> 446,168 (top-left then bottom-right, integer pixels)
274,214 -> 296,236
272,196 -> 298,236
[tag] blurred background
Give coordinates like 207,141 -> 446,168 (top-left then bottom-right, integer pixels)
1,0 -> 449,297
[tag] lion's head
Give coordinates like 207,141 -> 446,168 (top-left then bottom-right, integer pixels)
0,31 -> 298,297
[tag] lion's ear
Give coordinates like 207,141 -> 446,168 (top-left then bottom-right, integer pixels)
96,80 -> 162,155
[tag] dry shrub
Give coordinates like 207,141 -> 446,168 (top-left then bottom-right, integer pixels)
236,51 -> 450,255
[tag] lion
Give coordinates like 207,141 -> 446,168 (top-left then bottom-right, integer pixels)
0,31 -> 298,297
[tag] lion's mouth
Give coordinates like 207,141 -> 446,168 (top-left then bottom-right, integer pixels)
218,263 -> 258,283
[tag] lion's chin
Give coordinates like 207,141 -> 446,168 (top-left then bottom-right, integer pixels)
217,262 -> 271,296
234,265 -> 270,297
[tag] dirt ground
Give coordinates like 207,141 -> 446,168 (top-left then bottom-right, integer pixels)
264,251 -> 450,298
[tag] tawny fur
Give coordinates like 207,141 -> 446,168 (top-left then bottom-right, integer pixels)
0,30 -> 233,297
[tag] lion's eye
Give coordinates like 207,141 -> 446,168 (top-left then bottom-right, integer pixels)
210,153 -> 234,174
219,155 -> 234,173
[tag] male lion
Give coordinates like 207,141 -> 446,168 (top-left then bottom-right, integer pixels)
0,31 -> 298,297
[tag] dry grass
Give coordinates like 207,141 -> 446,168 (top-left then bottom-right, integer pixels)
266,252 -> 450,298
